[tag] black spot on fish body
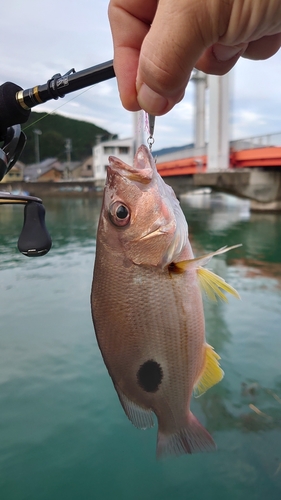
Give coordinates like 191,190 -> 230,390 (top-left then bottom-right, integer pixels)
137,360 -> 163,393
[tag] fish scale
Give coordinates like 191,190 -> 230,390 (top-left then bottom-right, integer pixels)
94,255 -> 197,403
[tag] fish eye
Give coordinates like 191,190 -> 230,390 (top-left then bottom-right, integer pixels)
109,202 -> 131,227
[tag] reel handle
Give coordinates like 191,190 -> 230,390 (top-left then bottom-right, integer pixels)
0,192 -> 52,257
17,201 -> 52,257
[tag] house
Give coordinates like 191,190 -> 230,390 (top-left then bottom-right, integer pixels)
93,138 -> 134,184
61,156 -> 94,180
60,161 -> 81,180
23,156 -> 95,182
1,161 -> 24,182
78,156 -> 94,178
24,158 -> 63,182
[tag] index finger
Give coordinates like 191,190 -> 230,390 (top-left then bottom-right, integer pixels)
108,0 -> 158,111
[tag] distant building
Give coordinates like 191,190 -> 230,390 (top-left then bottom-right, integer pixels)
62,156 -> 93,179
23,157 -> 94,182
1,161 -> 24,182
24,158 -> 63,182
61,161 -> 81,180
93,138 -> 134,184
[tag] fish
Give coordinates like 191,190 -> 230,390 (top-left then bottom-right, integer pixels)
91,145 -> 240,458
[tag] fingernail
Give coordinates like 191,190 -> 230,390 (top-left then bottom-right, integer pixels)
213,44 -> 244,62
137,83 -> 169,115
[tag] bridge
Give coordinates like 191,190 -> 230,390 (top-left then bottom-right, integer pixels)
156,132 -> 281,211
150,73 -> 281,211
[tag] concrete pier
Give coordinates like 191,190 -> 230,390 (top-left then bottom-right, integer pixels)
162,169 -> 281,211
1,168 -> 281,211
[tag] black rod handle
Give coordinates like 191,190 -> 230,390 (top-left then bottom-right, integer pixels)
17,60 -> 115,109
0,60 -> 115,132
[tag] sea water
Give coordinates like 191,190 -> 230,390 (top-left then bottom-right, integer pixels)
0,195 -> 281,500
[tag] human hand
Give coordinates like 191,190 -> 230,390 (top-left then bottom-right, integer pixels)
108,0 -> 281,115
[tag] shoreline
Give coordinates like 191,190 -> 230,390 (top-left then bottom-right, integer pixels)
0,180 -> 104,198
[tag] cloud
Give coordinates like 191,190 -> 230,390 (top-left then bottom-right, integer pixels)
1,0 -> 281,151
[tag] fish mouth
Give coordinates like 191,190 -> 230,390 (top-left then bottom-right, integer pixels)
108,145 -> 154,185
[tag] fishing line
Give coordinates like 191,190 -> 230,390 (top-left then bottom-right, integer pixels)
22,85 -> 95,132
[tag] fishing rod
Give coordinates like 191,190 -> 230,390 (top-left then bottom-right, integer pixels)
0,60 -> 115,257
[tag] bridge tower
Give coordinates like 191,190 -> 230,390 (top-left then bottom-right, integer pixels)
191,70 -> 207,149
207,74 -> 230,170
192,71 -> 230,170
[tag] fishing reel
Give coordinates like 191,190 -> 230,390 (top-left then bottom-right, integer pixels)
0,60 -> 115,257
0,123 -> 52,256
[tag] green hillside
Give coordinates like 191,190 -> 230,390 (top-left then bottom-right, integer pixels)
20,111 -> 113,164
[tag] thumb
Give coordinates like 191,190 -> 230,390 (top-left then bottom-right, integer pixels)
136,0 -> 216,115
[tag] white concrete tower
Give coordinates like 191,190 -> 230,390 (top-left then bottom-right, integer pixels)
207,74 -> 230,170
191,70 -> 207,149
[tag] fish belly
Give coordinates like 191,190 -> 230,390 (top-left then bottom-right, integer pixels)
91,246 -> 207,445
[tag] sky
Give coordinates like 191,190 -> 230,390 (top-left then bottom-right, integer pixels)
1,0 -> 281,151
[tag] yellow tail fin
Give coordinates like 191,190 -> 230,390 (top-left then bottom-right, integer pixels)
194,344 -> 224,397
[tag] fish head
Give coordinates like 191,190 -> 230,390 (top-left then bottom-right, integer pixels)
98,145 -> 188,267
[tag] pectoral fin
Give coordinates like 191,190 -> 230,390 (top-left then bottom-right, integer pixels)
169,244 -> 241,301
194,344 -> 224,398
197,267 -> 240,302
171,245 -> 241,272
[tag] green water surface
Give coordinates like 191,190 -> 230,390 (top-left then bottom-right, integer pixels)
0,195 -> 281,500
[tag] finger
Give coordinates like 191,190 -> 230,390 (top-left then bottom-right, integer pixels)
195,43 -> 248,75
136,0 -> 227,114
111,46 -> 142,112
194,34 -> 281,77
242,33 -> 281,60
108,0 -> 157,111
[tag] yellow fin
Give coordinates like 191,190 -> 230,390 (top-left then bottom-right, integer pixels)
194,344 -> 224,398
197,267 -> 240,302
170,244 -> 242,273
